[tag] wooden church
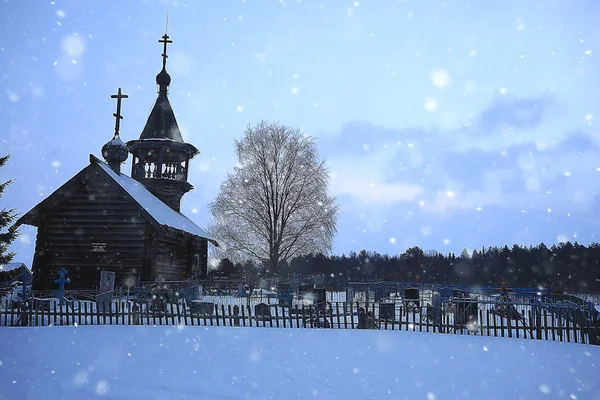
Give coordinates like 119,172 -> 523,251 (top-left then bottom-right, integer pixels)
11,31 -> 218,291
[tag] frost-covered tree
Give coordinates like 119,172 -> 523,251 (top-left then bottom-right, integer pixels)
209,121 -> 339,275
0,155 -> 19,265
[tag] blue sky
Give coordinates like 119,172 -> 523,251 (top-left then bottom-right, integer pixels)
1,0 -> 599,267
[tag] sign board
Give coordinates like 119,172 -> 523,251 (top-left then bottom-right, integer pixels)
91,242 -> 107,253
99,270 -> 116,293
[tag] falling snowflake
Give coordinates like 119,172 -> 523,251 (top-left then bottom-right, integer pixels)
63,34 -> 85,57
538,384 -> 551,394
7,91 -> 19,102
431,69 -> 450,88
95,381 -> 109,395
424,98 -> 437,111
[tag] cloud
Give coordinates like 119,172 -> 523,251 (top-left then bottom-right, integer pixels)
477,94 -> 557,133
329,151 -> 423,206
322,94 -> 600,216
334,178 -> 424,206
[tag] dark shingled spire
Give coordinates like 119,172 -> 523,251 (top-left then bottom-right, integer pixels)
138,30 -> 184,142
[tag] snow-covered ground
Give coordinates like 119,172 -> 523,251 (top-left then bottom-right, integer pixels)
0,327 -> 598,399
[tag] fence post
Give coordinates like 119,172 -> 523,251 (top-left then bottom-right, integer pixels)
535,298 -> 542,340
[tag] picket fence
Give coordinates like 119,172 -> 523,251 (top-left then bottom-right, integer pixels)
1,297 -> 598,346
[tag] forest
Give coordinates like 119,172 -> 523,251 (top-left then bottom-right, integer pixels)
212,241 -> 600,293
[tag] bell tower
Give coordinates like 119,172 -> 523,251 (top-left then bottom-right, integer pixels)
126,28 -> 199,212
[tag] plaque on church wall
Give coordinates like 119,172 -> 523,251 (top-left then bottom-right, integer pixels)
91,242 -> 107,253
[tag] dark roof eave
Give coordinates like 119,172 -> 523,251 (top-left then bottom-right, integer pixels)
163,225 -> 219,247
126,139 -> 199,157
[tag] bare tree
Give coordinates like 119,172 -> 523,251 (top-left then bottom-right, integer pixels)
209,121 -> 339,275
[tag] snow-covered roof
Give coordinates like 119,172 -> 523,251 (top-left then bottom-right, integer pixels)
0,262 -> 30,273
93,155 -> 218,246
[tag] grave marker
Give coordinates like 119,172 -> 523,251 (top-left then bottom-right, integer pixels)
255,303 -> 271,321
190,301 -> 214,316
52,267 -> 70,306
379,302 -> 395,322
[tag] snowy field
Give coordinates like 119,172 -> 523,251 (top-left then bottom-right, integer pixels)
0,327 -> 599,400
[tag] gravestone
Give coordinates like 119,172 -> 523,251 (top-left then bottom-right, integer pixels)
346,286 -> 354,304
431,292 -> 442,325
299,284 -> 314,300
278,293 -> 292,308
131,303 -> 141,325
277,283 -> 293,308
255,302 -> 271,321
358,307 -> 368,329
454,300 -> 478,326
379,302 -> 395,322
358,307 -> 377,329
96,292 -> 113,313
404,288 -> 420,308
315,288 -> 326,311
233,305 -> 240,326
190,301 -> 215,316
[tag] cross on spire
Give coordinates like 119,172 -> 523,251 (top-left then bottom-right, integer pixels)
159,33 -> 172,69
159,13 -> 172,69
111,87 -> 128,136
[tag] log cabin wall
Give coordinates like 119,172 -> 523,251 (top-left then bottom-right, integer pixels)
153,230 -> 191,281
31,167 -> 146,290
193,238 -> 208,278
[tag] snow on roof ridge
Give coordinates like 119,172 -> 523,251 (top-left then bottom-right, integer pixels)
0,262 -> 29,272
91,155 -> 218,246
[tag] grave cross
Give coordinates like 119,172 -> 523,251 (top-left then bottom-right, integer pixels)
18,267 -> 28,300
53,267 -> 70,306
110,87 -> 128,136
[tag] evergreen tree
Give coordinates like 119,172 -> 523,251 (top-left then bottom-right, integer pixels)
460,248 -> 470,259
0,155 -> 19,266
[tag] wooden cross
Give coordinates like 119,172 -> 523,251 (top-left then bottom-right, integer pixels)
18,267 -> 28,300
110,87 -> 128,136
53,267 -> 70,306
159,33 -> 173,68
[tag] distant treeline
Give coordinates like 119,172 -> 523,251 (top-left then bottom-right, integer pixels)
212,242 -> 600,293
